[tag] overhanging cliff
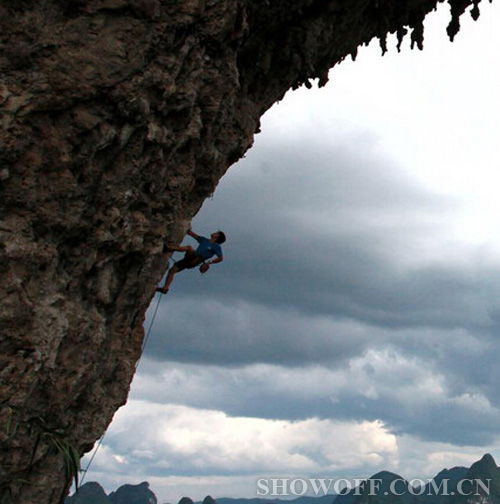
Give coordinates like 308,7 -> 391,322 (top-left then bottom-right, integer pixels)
0,0 -> 487,502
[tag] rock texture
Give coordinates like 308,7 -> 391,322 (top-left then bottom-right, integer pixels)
0,0 -> 487,502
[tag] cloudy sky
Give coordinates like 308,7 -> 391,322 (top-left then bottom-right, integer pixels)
84,3 -> 500,502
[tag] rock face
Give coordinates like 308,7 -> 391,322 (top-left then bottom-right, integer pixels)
0,0 -> 485,502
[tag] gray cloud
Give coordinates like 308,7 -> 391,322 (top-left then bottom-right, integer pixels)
137,122 -> 500,447
159,134 -> 500,332
145,298 -> 386,366
147,133 -> 500,370
134,332 -> 500,447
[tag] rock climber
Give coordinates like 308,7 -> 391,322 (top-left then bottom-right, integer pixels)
156,229 -> 226,294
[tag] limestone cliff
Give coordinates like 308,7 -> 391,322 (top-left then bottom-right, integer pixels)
0,0 -> 486,502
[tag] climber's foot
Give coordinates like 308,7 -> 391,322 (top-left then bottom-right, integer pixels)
156,287 -> 169,294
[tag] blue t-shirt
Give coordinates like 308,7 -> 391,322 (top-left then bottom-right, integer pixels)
195,236 -> 223,260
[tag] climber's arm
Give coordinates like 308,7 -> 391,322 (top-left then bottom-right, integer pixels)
208,256 -> 223,265
187,229 -> 200,240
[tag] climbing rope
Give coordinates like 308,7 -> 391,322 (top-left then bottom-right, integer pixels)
80,271 -> 170,487
80,434 -> 105,486
141,291 -> 162,354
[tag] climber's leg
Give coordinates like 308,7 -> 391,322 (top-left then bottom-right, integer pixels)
168,244 -> 194,253
156,264 -> 179,294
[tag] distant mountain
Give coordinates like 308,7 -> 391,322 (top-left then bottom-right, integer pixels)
203,497 -> 217,504
67,454 -> 500,504
208,456 -> 500,504
453,453 -> 500,504
109,481 -> 157,504
416,465 -> 468,504
334,454 -> 500,504
65,482 -> 111,504
66,482 -> 157,504
334,470 -> 413,504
